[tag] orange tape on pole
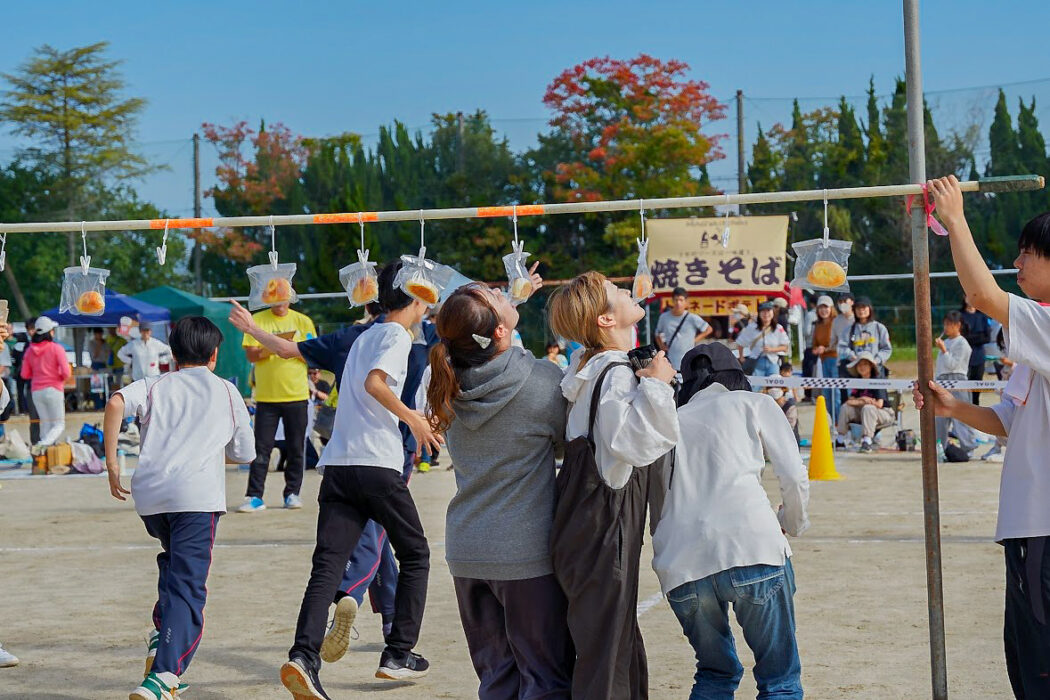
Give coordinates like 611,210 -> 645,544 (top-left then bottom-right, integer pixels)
149,218 -> 214,229
313,212 -> 379,224
476,205 -> 545,218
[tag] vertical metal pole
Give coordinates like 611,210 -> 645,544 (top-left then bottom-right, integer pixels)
903,2 -> 948,698
193,133 -> 203,296
736,90 -> 746,196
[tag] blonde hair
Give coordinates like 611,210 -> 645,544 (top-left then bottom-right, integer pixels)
547,271 -> 613,366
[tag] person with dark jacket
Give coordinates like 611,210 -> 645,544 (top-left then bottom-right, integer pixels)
960,295 -> 992,404
425,282 -> 574,700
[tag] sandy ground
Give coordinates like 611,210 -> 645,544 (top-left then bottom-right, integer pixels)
0,402 -> 1015,700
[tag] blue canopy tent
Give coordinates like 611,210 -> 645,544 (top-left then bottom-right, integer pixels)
40,288 -> 170,327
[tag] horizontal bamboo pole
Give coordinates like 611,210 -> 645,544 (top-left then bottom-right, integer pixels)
0,175 -> 1042,235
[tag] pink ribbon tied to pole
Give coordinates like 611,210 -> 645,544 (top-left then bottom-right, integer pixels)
905,183 -> 950,236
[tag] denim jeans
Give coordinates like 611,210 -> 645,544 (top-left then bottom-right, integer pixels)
819,356 -> 840,420
667,561 -> 802,700
750,356 -> 781,392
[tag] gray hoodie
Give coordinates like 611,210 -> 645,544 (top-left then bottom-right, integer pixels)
445,347 -> 567,580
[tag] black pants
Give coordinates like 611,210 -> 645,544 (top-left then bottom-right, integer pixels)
245,401 -> 307,499
454,574 -> 574,700
801,348 -> 818,400
290,466 -> 429,670
1004,538 -> 1050,699
968,363 -> 984,405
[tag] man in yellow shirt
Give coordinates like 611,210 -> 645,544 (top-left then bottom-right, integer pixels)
237,302 -> 317,513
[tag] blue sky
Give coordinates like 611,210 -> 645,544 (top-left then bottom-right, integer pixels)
2,1 -> 1049,216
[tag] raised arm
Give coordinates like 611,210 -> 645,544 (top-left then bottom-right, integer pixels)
228,300 -> 303,360
929,175 -> 1010,325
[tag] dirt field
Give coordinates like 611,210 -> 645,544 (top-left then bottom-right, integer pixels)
0,403 -> 1014,699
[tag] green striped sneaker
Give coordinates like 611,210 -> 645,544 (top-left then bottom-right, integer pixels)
130,671 -> 179,700
144,629 -> 160,677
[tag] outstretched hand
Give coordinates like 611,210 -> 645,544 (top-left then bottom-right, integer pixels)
927,175 -> 965,228
912,380 -> 957,418
228,299 -> 256,334
527,261 -> 544,299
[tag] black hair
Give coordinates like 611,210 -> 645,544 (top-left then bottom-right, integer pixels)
672,287 -> 688,298
838,293 -> 854,303
365,301 -> 383,318
779,361 -> 793,373
25,316 -> 37,328
997,327 -> 1006,353
546,340 -> 561,351
854,297 -> 876,321
168,316 -> 223,366
943,310 -> 964,325
377,262 -> 413,313
1018,212 -> 1050,258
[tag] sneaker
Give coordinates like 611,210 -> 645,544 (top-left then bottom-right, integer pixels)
376,649 -> 429,681
982,450 -> 1005,463
859,441 -> 873,453
131,671 -> 179,700
144,628 -> 160,676
0,643 -> 18,668
417,461 -> 430,473
284,494 -> 303,510
320,596 -> 357,663
236,496 -> 266,513
280,656 -> 331,700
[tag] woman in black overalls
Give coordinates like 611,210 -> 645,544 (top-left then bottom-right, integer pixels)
548,272 -> 680,700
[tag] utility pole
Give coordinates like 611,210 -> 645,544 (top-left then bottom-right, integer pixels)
456,111 -> 465,173
736,90 -> 746,197
193,133 -> 203,296
903,1 -> 948,698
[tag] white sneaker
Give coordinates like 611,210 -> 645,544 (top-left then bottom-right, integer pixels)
0,643 -> 18,668
284,494 -> 303,510
320,596 -> 358,663
235,496 -> 266,513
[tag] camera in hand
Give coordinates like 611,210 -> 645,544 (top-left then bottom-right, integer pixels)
628,344 -> 659,372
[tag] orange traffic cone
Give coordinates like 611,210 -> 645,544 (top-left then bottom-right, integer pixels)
808,395 -> 842,481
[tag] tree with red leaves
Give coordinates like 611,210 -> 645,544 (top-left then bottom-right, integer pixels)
543,54 -> 727,203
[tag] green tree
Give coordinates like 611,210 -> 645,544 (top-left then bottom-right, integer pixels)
0,41 -> 173,311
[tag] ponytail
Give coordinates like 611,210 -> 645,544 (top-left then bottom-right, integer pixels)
426,343 -> 460,434
425,284 -> 502,433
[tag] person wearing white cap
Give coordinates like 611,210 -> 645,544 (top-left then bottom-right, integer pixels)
19,316 -> 71,445
805,296 -> 840,416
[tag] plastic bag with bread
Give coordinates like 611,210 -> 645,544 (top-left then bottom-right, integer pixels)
790,239 -> 852,293
246,262 -> 299,311
60,266 -> 110,316
395,248 -> 453,308
339,249 -> 379,308
502,240 -> 533,306
631,238 -> 654,303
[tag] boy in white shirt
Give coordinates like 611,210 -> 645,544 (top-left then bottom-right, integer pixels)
104,317 -> 255,700
919,175 -> 1050,697
933,310 -> 975,458
280,263 -> 442,700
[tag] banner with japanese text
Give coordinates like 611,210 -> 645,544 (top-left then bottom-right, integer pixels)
645,215 -> 789,294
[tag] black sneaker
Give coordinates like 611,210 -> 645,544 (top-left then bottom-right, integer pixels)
280,656 -> 331,700
375,649 -> 430,680
859,441 -> 873,453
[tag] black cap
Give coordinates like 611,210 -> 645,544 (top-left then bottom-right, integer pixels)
672,287 -> 688,298
680,343 -> 742,383
757,301 -> 776,311
139,322 -> 152,332
854,296 -> 873,308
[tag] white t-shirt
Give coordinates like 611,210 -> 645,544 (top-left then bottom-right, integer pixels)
655,311 -> 711,370
118,367 -> 255,516
319,322 -> 412,472
935,335 -> 971,378
117,337 -> 172,381
990,294 -> 1050,541
736,323 -> 791,363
